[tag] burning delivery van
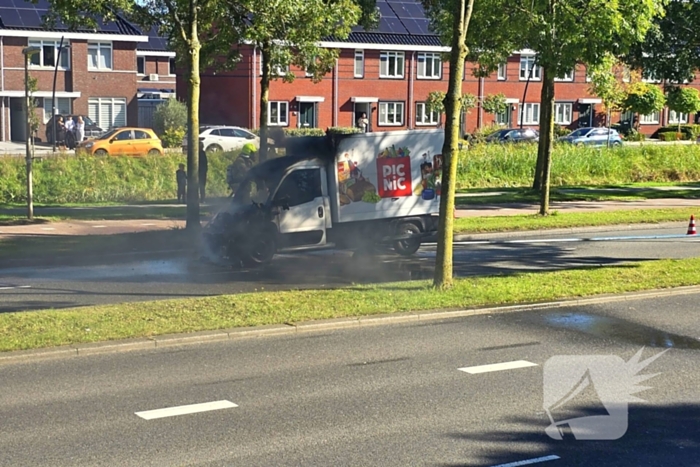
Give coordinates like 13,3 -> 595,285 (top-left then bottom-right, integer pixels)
203,129 -> 445,267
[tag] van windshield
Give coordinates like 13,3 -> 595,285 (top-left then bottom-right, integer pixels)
234,175 -> 272,205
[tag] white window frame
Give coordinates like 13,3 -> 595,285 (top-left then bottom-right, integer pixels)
259,60 -> 290,77
519,55 -> 541,81
620,110 -> 634,123
639,112 -> 660,125
554,69 -> 574,82
497,63 -> 507,80
417,52 -> 441,79
137,56 -> 145,76
88,97 -> 127,129
415,102 -> 439,126
42,97 -> 71,123
517,103 -> 540,125
554,103 -> 573,125
354,49 -> 364,78
268,101 -> 289,126
378,102 -> 404,126
379,51 -> 405,79
87,42 -> 113,70
668,110 -> 688,125
28,39 -> 70,70
642,70 -> 661,83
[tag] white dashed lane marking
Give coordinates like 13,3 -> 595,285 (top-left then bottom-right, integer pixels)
0,285 -> 31,290
490,455 -> 560,466
135,400 -> 238,420
458,360 -> 538,374
92,225 -> 106,228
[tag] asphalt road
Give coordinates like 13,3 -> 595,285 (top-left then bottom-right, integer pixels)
1,292 -> 699,466
2,225 -> 700,312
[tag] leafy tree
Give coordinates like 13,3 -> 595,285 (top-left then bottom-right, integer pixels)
425,90 -> 477,114
623,82 -> 666,129
464,0 -> 663,215
223,0 -> 376,162
666,87 -> 700,132
44,0 -> 230,230
626,0 -> 700,85
153,98 -> 188,136
422,0 -> 477,289
481,93 -> 508,119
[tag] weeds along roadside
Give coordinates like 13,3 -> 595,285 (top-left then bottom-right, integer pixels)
1,143 -> 700,204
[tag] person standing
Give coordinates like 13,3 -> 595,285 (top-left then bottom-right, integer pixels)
176,163 -> 187,203
64,116 -> 75,149
198,142 -> 209,202
75,116 -> 85,147
56,116 -> 66,150
356,112 -> 369,132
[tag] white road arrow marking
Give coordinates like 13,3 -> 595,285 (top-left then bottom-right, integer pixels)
490,455 -> 560,466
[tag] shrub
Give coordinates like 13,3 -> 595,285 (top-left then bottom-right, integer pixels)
655,125 -> 695,140
660,132 -> 681,142
284,128 -> 326,137
553,125 -> 570,138
161,128 -> 186,148
152,99 -> 187,136
625,130 -> 646,142
327,126 -> 363,135
470,123 -> 503,143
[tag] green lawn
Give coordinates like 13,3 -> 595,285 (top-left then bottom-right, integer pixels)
2,258 -> 699,352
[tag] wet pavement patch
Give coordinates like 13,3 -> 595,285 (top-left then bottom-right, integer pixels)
535,311 -> 700,349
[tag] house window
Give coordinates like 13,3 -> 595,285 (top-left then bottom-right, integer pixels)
417,53 -> 441,79
642,70 -> 661,83
268,101 -> 289,126
496,107 -> 510,125
668,110 -> 688,124
378,102 -> 404,126
620,110 -> 634,123
379,51 -> 405,78
28,40 -> 70,69
354,50 -> 364,78
260,62 -> 289,77
639,112 -> 660,125
622,66 -> 631,83
554,103 -> 573,125
416,102 -> 439,125
517,103 -> 540,125
88,42 -> 113,70
169,57 -> 176,75
137,57 -> 145,75
42,97 -> 71,123
519,55 -> 540,80
88,97 -> 127,129
497,63 -> 507,80
555,69 -> 574,82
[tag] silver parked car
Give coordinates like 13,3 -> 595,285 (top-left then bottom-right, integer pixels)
558,127 -> 623,146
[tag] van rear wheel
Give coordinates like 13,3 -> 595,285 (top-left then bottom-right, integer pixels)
393,222 -> 422,256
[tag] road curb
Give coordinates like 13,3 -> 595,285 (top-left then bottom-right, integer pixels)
3,284 -> 700,365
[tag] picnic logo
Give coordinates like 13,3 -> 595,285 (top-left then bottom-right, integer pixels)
543,348 -> 667,440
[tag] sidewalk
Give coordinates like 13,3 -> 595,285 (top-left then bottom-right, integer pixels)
0,198 -> 697,237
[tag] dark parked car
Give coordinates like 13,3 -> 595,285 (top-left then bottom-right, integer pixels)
486,128 -> 539,144
46,114 -> 104,148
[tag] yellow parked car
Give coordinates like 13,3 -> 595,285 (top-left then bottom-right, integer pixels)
78,128 -> 164,156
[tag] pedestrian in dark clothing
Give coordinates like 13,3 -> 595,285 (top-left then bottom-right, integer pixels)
176,163 -> 187,203
199,142 -> 208,202
56,116 -> 66,150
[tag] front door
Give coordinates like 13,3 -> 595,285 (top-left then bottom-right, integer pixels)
298,103 -> 316,128
272,167 -> 327,248
578,104 -> 593,127
353,103 -> 371,131
110,129 -> 134,155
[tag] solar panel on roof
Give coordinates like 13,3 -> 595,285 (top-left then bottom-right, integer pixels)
20,8 -> 43,27
402,18 -> 425,35
378,17 -> 407,34
377,3 -> 398,18
0,7 -> 22,27
403,3 -> 425,18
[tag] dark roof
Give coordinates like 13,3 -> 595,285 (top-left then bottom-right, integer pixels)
327,0 -> 443,46
137,26 -> 171,52
0,0 -> 142,36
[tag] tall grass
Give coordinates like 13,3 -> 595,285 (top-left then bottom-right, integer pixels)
458,143 -> 700,188
1,144 -> 700,204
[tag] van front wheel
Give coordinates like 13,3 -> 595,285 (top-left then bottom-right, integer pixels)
240,231 -> 276,267
393,222 -> 422,256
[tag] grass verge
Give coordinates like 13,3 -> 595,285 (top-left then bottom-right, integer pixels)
2,258 -> 700,352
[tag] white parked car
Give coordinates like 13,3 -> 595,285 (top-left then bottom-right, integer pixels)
182,126 -> 259,153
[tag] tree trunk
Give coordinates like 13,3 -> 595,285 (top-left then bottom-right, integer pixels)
538,67 -> 555,216
434,0 -> 473,289
185,0 -> 201,231
258,43 -> 271,163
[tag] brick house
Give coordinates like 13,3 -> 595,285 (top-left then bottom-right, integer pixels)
190,0 -> 700,136
0,0 -> 175,143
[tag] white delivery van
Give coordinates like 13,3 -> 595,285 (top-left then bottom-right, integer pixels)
203,129 -> 445,266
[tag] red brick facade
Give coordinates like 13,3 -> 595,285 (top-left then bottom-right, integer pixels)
191,44 -> 700,136
0,33 -> 176,142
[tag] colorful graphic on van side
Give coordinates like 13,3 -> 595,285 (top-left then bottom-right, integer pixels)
415,153 -> 443,200
377,145 -> 412,198
337,153 -> 378,205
